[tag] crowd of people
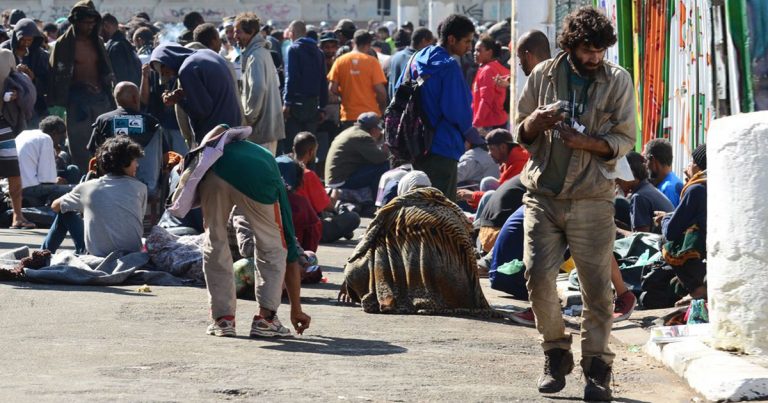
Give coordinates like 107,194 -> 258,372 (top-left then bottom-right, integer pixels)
0,4 -> 710,401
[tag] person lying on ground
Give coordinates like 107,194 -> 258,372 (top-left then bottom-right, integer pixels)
338,171 -> 493,315
44,136 -> 146,256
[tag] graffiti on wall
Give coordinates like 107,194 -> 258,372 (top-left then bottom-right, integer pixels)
461,3 -> 483,21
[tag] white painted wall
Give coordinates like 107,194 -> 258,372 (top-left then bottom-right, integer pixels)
708,112 -> 768,356
9,0 -> 518,25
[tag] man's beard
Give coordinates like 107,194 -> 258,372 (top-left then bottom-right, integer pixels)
568,54 -> 601,78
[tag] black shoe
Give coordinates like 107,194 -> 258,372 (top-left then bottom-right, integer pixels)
583,358 -> 613,401
537,348 -> 574,394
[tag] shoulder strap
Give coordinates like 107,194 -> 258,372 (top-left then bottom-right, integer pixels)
405,52 -> 430,84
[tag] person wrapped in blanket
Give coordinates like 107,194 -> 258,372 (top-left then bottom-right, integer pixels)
338,170 -> 493,315
656,144 -> 707,306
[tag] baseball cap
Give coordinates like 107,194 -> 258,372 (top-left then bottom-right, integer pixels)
485,128 -> 516,145
463,127 -> 486,146
335,19 -> 356,33
319,31 -> 339,43
356,112 -> 382,131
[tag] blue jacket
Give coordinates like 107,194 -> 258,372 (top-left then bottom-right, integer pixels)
150,45 -> 242,143
397,45 -> 473,161
284,37 -> 327,108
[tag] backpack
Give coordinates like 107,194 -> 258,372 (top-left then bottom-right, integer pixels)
383,54 -> 435,163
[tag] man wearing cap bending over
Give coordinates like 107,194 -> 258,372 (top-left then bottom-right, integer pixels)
515,7 -> 634,401
325,112 -> 389,198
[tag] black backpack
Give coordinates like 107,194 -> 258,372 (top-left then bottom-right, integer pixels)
383,54 -> 435,163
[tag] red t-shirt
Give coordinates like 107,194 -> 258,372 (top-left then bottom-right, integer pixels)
296,169 -> 330,214
469,146 -> 530,208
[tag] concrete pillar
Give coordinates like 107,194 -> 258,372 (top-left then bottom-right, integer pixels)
397,0 -> 420,27
428,1 -> 455,34
708,112 -> 768,356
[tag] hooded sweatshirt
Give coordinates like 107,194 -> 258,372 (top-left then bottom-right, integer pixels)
1,18 -> 49,115
48,0 -> 114,107
241,34 -> 285,144
397,45 -> 473,161
105,29 -> 142,86
284,37 -> 327,108
150,45 -> 242,143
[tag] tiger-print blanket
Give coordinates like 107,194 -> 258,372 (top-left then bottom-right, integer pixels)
344,187 -> 495,316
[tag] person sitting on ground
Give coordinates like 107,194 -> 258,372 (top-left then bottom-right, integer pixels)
292,132 -> 361,243
44,136 -> 147,256
16,116 -> 75,207
456,128 -> 498,188
87,81 -> 163,192
339,171 -> 492,315
474,175 -> 526,254
456,128 -> 529,213
493,205 -> 638,324
324,112 -> 389,198
276,155 -> 322,252
657,143 -> 707,306
375,157 -> 413,208
643,138 -> 684,207
615,151 -> 674,234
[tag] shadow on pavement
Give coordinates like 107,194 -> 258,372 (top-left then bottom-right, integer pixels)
548,396 -> 650,403
8,283 -> 157,297
257,335 -> 408,356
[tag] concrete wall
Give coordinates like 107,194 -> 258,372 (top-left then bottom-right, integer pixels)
8,0 -> 512,25
708,112 -> 768,356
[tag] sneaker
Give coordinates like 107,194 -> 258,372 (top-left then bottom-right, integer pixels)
206,316 -> 236,337
250,314 -> 292,338
613,290 -> 637,322
583,357 -> 613,401
510,308 -> 535,326
538,348 -> 574,394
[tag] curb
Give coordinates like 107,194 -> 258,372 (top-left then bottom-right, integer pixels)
643,338 -> 768,401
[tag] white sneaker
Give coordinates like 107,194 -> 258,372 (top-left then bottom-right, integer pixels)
206,317 -> 236,337
250,315 -> 292,337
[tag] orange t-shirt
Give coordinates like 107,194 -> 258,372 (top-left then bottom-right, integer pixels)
327,52 -> 387,121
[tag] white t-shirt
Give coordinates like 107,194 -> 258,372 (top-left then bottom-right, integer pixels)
15,130 -> 58,189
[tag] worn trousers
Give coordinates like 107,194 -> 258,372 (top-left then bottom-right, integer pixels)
199,172 -> 288,319
65,88 -> 113,173
523,193 -> 616,366
414,153 -> 458,202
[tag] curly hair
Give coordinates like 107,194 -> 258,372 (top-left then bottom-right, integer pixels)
235,12 -> 260,35
96,136 -> 144,176
558,6 -> 617,51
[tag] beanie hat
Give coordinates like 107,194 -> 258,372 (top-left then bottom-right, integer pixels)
691,144 -> 706,170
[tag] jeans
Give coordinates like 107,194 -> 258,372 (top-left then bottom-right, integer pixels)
321,211 -> 361,243
22,183 -> 74,207
281,97 -> 320,155
341,162 -> 390,197
42,212 -> 85,254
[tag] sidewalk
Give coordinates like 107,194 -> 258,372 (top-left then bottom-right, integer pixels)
0,225 -> 700,401
556,279 -> 768,401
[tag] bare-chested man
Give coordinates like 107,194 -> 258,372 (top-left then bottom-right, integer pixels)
49,0 -> 115,173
